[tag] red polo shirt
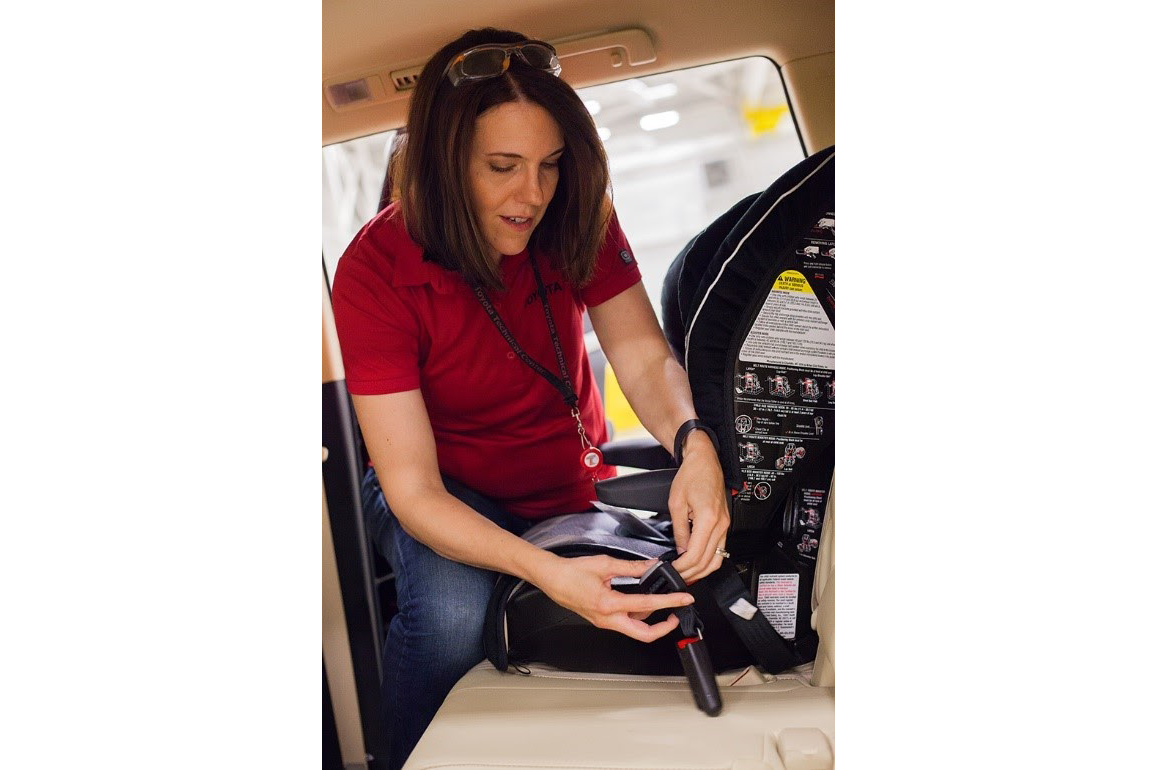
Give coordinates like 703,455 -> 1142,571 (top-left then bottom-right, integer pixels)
331,203 -> 642,519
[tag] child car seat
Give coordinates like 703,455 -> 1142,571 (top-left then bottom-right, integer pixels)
667,142 -> 835,664
601,144 -> 835,664
492,146 -> 836,682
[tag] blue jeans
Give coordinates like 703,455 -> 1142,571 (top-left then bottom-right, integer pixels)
361,468 -> 533,770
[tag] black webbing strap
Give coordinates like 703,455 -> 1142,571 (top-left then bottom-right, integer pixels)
471,253 -> 578,408
708,561 -> 801,674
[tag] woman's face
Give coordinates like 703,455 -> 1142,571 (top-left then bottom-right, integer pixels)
467,100 -> 564,263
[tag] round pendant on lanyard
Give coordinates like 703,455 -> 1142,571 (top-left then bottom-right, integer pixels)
571,406 -> 603,479
580,446 -> 604,471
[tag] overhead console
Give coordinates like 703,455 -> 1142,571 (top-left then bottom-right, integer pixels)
323,27 -> 658,145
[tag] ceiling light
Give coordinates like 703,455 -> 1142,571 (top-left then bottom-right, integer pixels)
597,126 -> 611,140
639,110 -> 679,131
584,99 -> 601,116
644,83 -> 678,99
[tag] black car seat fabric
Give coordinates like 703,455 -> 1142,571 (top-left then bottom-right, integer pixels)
597,146 -> 835,666
677,145 -> 834,662
660,190 -> 760,368
484,508 -> 796,682
484,510 -> 680,675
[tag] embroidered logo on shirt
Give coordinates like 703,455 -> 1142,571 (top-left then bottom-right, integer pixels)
618,249 -> 635,265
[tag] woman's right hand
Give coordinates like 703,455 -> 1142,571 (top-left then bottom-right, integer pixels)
531,554 -> 694,642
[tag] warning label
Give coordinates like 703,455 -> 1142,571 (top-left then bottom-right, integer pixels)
771,270 -> 812,293
739,271 -> 834,369
756,573 -> 799,640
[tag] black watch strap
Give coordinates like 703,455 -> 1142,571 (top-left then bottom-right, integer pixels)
673,419 -> 719,465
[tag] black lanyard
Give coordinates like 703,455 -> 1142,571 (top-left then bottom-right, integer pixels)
471,252 -> 576,407
471,253 -> 602,476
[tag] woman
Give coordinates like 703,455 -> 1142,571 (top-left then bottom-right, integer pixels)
332,27 -> 730,769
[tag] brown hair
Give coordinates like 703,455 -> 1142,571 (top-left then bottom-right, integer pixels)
395,28 -> 611,291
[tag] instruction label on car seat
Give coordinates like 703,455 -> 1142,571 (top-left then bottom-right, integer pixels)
730,212 -> 834,564
757,573 -> 799,640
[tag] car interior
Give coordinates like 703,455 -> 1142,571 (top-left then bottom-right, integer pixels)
322,2 -> 834,768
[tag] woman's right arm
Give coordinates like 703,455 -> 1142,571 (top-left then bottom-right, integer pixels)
352,390 -> 694,642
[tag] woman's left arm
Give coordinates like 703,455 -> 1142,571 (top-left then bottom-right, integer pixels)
589,282 -> 730,584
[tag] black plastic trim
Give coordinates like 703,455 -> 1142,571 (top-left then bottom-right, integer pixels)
323,377 -> 386,769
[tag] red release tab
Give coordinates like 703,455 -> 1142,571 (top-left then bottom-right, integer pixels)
580,446 -> 603,471
676,637 -> 700,650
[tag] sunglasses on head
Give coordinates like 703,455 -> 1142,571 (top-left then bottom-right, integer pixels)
442,41 -> 562,86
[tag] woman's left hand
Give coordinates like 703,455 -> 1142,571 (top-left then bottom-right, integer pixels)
586,283 -> 730,583
667,430 -> 730,584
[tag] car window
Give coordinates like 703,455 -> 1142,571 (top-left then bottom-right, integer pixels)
322,129 -> 399,283
577,57 -> 803,313
322,56 -> 803,314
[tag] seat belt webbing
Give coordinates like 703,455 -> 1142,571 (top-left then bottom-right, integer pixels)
708,562 -> 800,674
